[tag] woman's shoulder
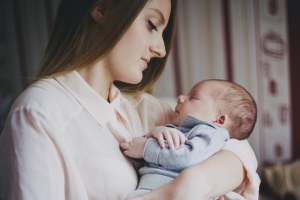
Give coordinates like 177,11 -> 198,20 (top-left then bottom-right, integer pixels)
122,92 -> 164,107
121,92 -> 173,127
9,78 -> 81,123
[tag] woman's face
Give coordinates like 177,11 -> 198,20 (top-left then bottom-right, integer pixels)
103,0 -> 171,84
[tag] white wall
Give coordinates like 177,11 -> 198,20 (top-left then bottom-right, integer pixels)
153,0 -> 291,166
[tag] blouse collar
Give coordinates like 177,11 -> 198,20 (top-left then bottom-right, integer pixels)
54,71 -> 130,127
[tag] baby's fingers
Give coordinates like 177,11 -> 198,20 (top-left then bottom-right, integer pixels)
156,133 -> 165,148
171,130 -> 187,148
163,132 -> 174,149
179,133 -> 188,144
120,142 -> 130,150
123,150 -> 129,156
170,131 -> 181,149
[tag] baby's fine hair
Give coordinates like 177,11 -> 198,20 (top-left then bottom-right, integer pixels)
205,79 -> 257,140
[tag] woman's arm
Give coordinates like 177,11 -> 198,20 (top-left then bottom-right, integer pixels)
0,107 -> 76,200
129,150 -> 246,200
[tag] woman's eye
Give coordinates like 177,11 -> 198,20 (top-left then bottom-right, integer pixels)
147,19 -> 157,31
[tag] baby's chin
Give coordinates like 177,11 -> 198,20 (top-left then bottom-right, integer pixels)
172,112 -> 181,126
171,119 -> 181,126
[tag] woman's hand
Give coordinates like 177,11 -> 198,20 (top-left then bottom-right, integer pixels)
120,137 -> 148,159
145,126 -> 187,149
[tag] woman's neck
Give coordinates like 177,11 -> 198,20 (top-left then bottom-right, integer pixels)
77,61 -> 113,101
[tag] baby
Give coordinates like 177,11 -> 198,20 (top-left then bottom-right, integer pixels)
120,79 -> 257,198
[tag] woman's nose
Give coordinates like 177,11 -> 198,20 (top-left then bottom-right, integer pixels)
177,95 -> 185,104
150,35 -> 166,58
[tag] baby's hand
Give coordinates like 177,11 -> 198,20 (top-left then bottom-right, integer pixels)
120,137 -> 148,159
146,126 -> 187,149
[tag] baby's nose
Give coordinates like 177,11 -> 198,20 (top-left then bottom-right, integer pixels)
177,95 -> 185,103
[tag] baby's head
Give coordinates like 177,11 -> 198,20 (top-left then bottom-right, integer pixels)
172,79 -> 257,140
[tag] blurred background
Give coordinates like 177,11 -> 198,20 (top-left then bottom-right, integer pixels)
0,0 -> 299,199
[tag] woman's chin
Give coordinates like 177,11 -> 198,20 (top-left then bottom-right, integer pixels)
115,72 -> 143,85
122,76 -> 143,85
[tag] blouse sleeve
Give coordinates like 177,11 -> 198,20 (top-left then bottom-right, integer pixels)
222,139 -> 261,199
123,93 -> 174,134
0,106 -> 84,200
139,93 -> 173,126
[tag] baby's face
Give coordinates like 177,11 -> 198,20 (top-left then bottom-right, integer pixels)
172,81 -> 218,126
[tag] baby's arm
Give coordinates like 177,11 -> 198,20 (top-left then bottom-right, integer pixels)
146,126 -> 187,149
120,126 -> 187,158
144,125 -> 227,172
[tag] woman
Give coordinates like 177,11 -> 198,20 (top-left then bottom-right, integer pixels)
0,0 -> 260,199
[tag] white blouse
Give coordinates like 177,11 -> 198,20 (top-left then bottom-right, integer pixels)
0,71 -> 260,200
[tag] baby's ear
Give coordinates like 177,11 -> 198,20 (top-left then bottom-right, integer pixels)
91,0 -> 109,25
213,114 -> 229,127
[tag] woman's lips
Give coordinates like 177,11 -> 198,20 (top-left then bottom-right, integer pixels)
141,58 -> 149,70
142,58 -> 150,63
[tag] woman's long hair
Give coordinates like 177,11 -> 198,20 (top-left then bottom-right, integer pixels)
36,0 -> 177,94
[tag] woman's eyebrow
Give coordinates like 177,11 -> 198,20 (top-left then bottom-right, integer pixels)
149,8 -> 165,25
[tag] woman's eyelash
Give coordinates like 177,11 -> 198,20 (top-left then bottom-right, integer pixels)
147,19 -> 157,31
